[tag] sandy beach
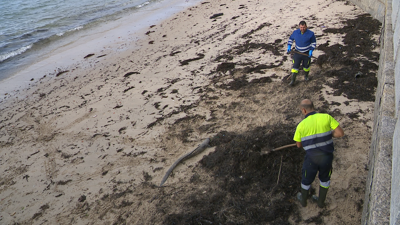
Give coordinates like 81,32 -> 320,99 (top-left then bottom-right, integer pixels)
0,0 -> 381,224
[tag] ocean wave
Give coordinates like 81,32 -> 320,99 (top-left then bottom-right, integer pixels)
136,1 -> 150,8
0,45 -> 32,62
10,28 -> 49,43
57,26 -> 84,37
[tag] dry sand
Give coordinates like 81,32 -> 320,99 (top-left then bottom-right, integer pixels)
0,0 -> 380,224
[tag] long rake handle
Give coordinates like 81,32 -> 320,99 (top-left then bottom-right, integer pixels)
261,143 -> 297,155
290,50 -> 316,58
273,143 -> 297,151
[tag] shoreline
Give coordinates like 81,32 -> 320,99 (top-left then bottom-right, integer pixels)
0,0 -> 201,97
0,0 -> 380,224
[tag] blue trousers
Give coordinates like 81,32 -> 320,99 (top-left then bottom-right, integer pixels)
291,51 -> 311,73
301,150 -> 333,188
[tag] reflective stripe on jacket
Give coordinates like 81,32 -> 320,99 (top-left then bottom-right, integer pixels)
294,112 -> 339,153
288,29 -> 316,53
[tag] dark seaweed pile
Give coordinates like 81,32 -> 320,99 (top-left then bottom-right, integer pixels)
163,125 -> 305,225
214,41 -> 285,76
316,14 -> 381,101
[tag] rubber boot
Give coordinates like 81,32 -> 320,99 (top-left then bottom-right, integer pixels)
289,73 -> 297,86
296,187 -> 309,207
304,71 -> 309,81
312,186 -> 329,208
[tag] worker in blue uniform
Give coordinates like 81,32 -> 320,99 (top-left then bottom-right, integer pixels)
294,99 -> 344,208
287,21 -> 316,86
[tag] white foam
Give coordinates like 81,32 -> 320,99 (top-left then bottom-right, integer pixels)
0,44 -> 32,62
57,26 -> 84,36
70,26 -> 84,32
137,1 -> 150,8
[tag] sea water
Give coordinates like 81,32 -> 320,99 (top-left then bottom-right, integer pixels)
0,0 -> 171,81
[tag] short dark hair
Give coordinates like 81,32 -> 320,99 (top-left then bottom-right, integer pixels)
300,102 -> 314,111
299,21 -> 307,26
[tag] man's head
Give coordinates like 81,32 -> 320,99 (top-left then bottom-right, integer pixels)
299,21 -> 307,34
299,99 -> 314,115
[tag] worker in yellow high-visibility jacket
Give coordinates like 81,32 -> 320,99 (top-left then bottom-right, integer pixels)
294,99 -> 344,208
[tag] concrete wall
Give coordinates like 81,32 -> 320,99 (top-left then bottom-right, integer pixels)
393,0 -> 400,114
347,0 -> 400,224
391,0 -> 400,223
350,0 -> 386,22
360,0 -> 394,222
393,122 -> 400,224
